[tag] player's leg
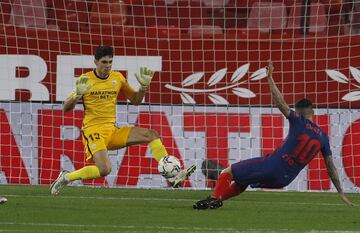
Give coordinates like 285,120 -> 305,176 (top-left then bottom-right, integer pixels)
107,126 -> 168,161
51,126 -> 111,195
125,127 -> 196,187
212,167 -> 246,201
194,157 -> 271,210
0,196 -> 7,204
67,150 -> 111,180
126,127 -> 167,161
50,150 -> 111,195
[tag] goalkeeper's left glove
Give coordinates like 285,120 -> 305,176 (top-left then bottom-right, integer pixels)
135,67 -> 154,92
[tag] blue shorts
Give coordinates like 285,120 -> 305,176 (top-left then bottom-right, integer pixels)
231,156 -> 297,189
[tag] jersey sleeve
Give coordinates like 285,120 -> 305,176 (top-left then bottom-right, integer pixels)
119,75 -> 136,99
321,135 -> 332,157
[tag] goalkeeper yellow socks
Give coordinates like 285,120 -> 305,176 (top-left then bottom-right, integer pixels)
149,138 -> 168,162
66,165 -> 101,181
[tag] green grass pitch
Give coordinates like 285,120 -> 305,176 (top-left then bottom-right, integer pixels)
0,185 -> 359,232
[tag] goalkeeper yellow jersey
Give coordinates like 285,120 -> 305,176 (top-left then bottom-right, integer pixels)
70,70 -> 136,129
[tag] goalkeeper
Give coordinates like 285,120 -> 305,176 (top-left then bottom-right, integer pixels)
51,46 -> 195,195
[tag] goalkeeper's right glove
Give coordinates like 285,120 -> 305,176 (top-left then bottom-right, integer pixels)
73,75 -> 92,99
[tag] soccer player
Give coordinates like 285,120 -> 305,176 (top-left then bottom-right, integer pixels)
0,196 -> 7,204
50,46 -> 195,195
193,61 -> 355,209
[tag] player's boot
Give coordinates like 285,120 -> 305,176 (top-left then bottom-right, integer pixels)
168,165 -> 196,188
50,170 -> 70,195
0,196 -> 7,204
193,196 -> 213,210
193,197 -> 223,210
208,198 -> 223,209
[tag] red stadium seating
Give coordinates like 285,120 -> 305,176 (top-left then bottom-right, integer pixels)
129,0 -> 168,28
221,0 -> 290,30
288,3 -> 327,35
0,0 -> 11,24
0,0 -> 342,37
226,27 -> 271,39
9,0 -> 47,28
202,0 -> 230,7
320,0 -> 343,13
50,0 -> 90,31
247,1 -> 287,32
220,1 -> 248,29
352,1 -> 360,27
188,24 -> 223,37
89,0 -> 128,28
145,26 -> 181,37
285,0 -> 343,13
168,0 -> 211,29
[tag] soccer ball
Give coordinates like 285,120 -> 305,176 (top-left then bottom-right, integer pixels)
158,156 -> 181,178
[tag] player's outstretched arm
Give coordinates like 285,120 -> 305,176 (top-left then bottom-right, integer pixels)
324,155 -> 356,207
267,61 -> 290,117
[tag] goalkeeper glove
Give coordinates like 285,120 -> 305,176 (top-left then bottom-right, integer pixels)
135,67 -> 154,92
73,75 -> 92,99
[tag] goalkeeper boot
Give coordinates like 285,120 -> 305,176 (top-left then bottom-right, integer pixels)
50,170 -> 70,195
169,165 -> 196,188
0,196 -> 7,204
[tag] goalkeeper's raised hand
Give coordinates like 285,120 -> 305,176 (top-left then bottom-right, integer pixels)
135,67 -> 155,92
73,76 -> 92,99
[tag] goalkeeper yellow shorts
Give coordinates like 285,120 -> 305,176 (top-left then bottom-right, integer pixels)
81,124 -> 133,161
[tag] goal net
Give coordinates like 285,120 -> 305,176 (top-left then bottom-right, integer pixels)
0,0 -> 359,192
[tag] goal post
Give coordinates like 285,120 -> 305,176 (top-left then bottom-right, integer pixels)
0,0 -> 359,191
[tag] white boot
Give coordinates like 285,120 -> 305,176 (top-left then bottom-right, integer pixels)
50,170 -> 70,195
168,165 -> 196,188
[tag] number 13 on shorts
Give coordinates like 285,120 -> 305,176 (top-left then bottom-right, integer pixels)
88,132 -> 100,141
82,130 -> 106,161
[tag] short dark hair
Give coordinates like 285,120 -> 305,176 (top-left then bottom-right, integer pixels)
295,98 -> 313,109
94,46 -> 113,60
